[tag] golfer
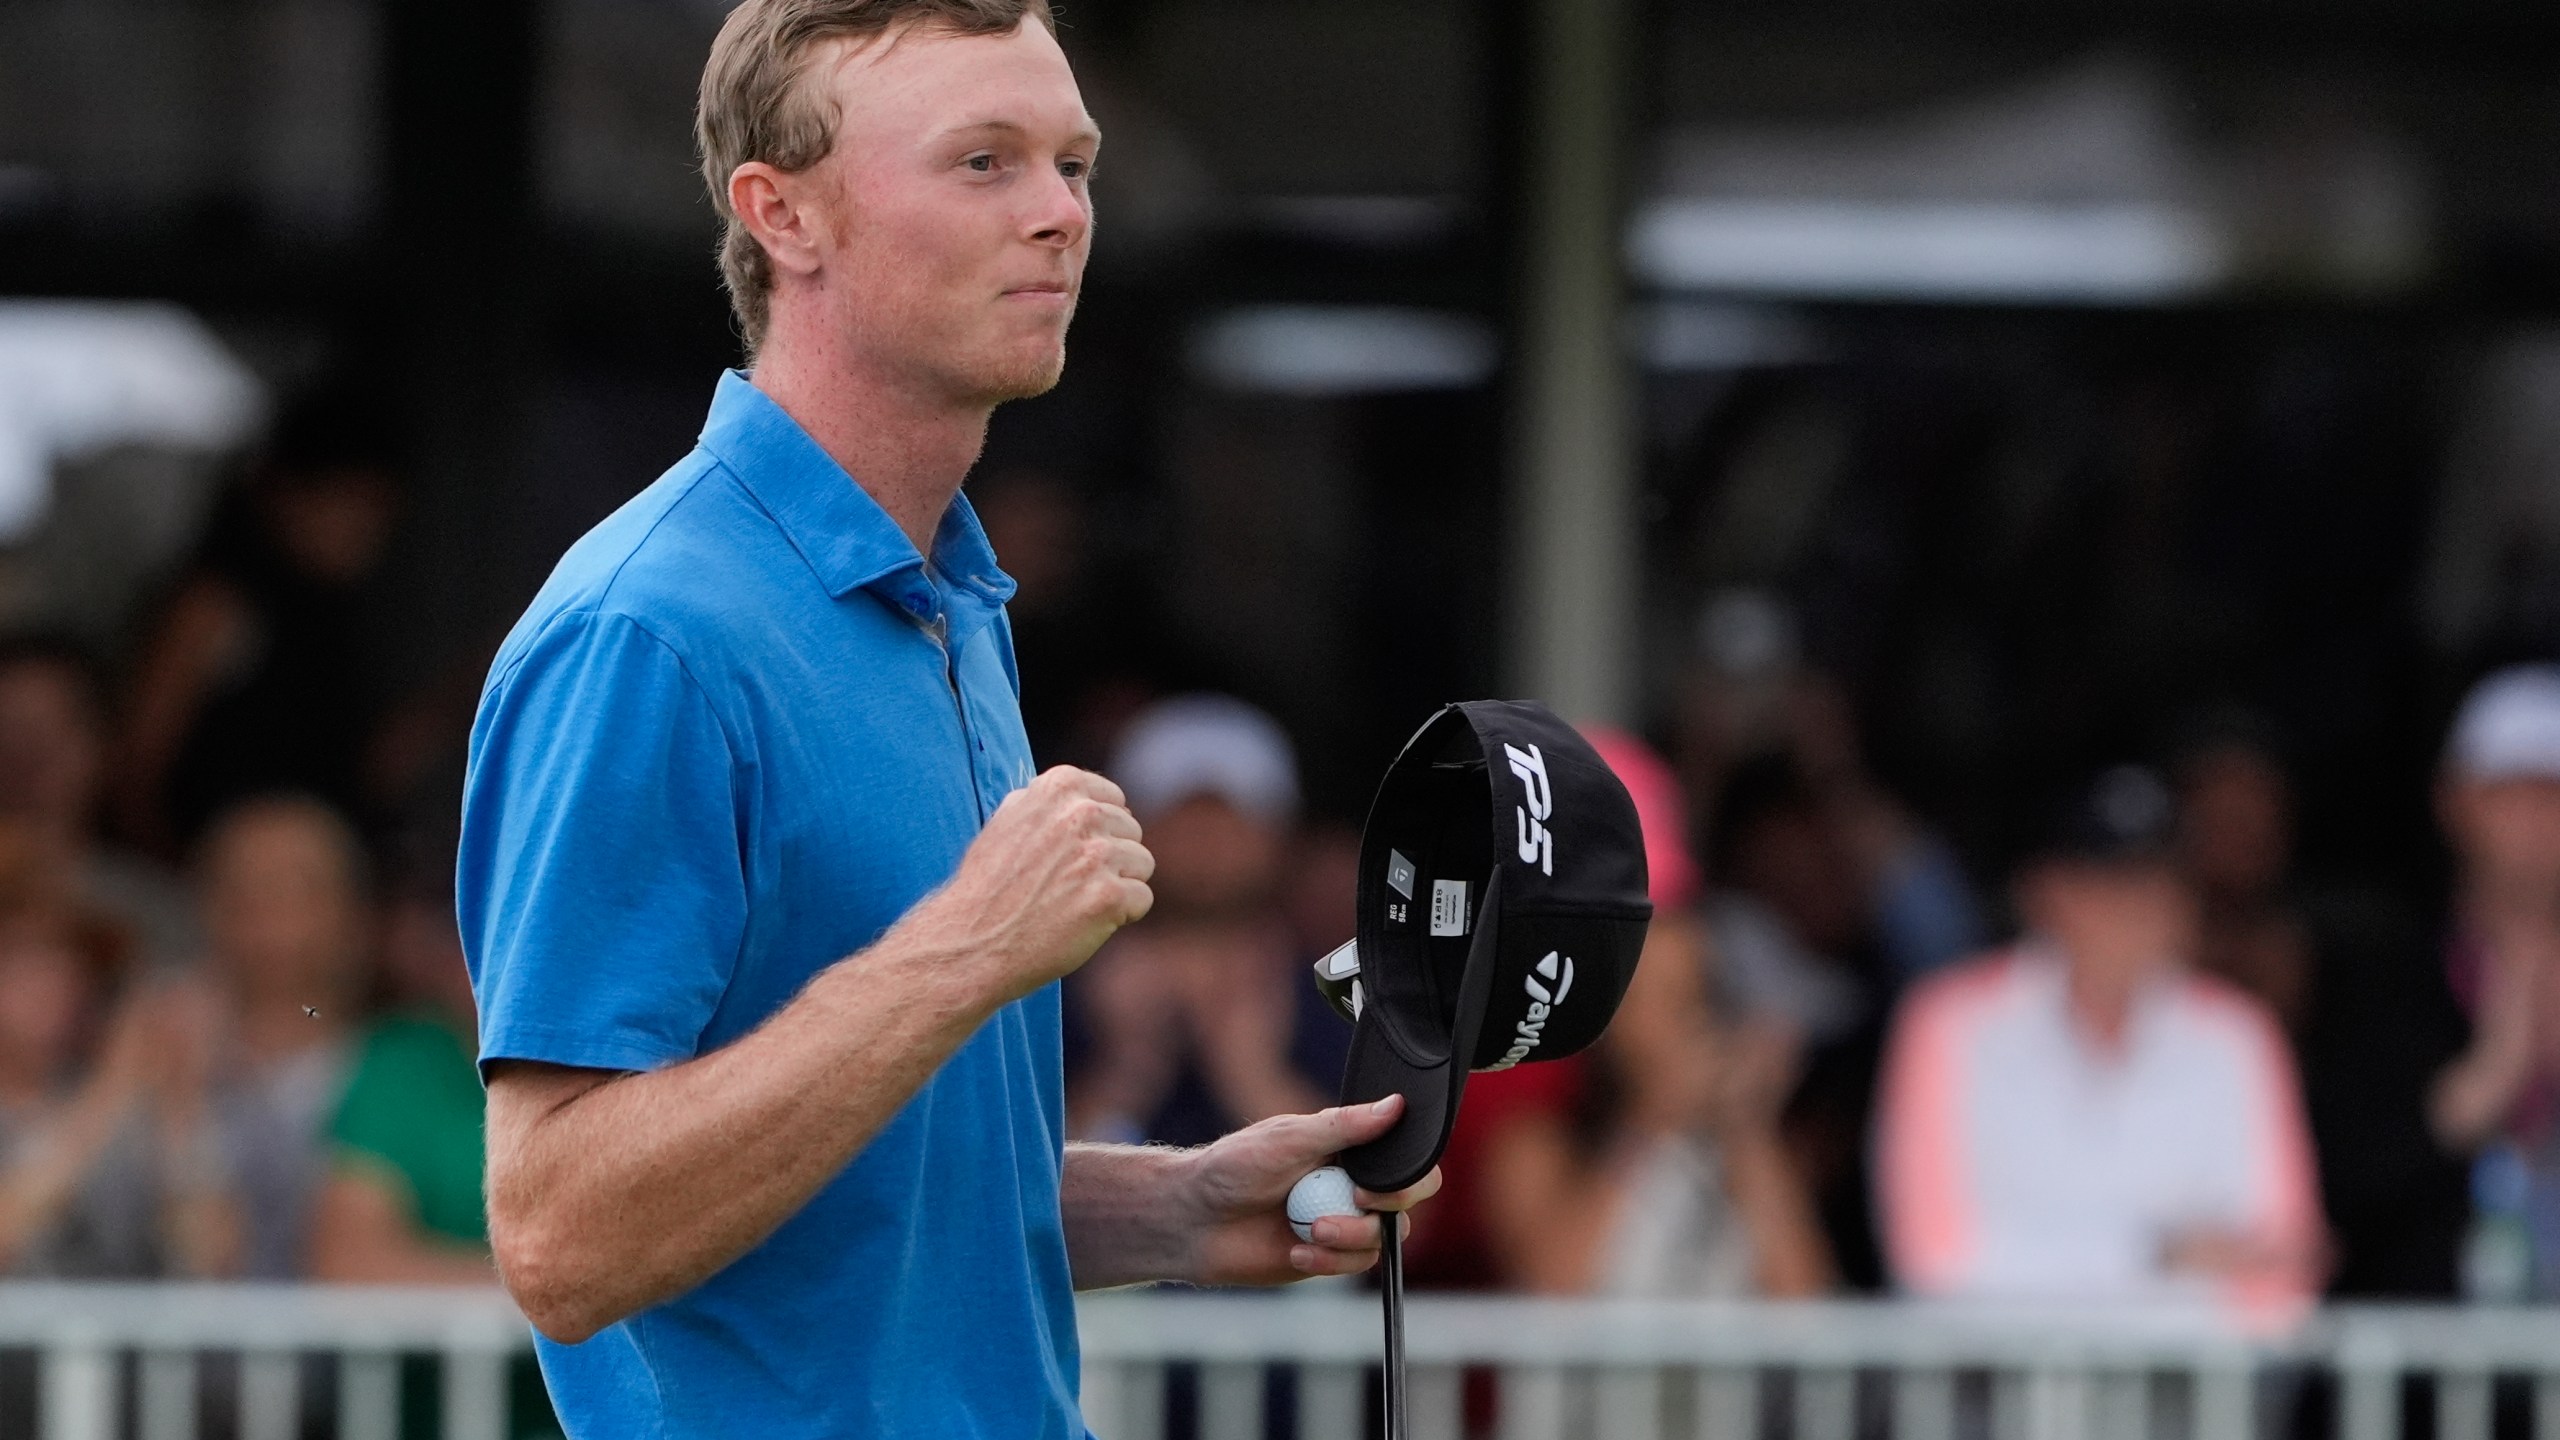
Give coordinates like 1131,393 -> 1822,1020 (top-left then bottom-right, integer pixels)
456,2 -> 1436,1434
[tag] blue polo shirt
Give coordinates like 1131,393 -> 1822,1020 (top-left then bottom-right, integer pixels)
458,371 -> 1083,1439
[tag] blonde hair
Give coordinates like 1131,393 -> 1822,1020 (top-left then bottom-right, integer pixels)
696,0 -> 1056,355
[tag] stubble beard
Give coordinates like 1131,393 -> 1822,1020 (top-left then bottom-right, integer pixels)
985,345 -> 1067,403
956,323 -> 1072,406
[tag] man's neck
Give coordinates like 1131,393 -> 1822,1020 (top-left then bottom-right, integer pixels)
748,333 -> 992,560
2062,954 -> 2160,1057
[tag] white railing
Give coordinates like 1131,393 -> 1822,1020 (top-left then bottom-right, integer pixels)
3,1284 -> 2559,1440
0,1284 -> 526,1440
1075,1293 -> 2560,1440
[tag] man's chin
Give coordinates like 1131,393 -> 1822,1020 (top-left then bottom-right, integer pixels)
963,348 -> 1068,405
998,358 -> 1067,402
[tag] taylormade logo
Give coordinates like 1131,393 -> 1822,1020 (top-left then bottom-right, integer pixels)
1487,951 -> 1575,1071
1505,742 -> 1555,875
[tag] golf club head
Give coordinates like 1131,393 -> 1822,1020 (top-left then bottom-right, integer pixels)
1311,939 -> 1362,1023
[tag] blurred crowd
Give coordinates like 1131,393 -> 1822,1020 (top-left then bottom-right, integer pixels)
0,396 -> 489,1292
0,399 -> 545,1433
1059,622 -> 2560,1321
10,383 -> 2560,1347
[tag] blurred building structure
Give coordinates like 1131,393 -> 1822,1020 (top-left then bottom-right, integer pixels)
0,0 -> 2550,818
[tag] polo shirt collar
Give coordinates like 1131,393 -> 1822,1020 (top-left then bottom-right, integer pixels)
698,370 -> 1018,613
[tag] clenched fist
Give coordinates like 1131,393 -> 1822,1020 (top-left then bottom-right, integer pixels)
913,766 -> 1154,1001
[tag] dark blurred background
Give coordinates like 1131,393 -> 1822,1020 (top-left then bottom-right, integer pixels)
10,0 -> 2560,841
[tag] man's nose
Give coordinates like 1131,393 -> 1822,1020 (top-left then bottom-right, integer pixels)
1025,170 -> 1090,249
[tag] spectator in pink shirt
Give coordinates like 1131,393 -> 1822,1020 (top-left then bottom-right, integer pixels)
1876,766 -> 2325,1314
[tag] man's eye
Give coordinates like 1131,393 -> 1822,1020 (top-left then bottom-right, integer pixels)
1060,159 -> 1088,180
967,154 -> 995,173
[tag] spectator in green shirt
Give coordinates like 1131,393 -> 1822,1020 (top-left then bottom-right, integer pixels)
309,872 -> 557,1438
309,866 -> 493,1282
315,1015 -> 491,1273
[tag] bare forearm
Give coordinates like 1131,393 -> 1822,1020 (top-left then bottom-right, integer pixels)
2433,1052 -> 2525,1148
1199,1053 -> 1327,1131
161,1188 -> 244,1278
1482,1123 -> 1617,1294
341,1240 -> 500,1286
1718,1126 -> 1832,1297
1061,1142 -> 1200,1290
309,1174 -> 495,1285
1066,1055 -> 1174,1140
2432,1005 -> 2537,1148
490,932 -> 1002,1340
0,1084 -> 136,1264
318,1223 -> 500,1286
490,765 -> 1157,1339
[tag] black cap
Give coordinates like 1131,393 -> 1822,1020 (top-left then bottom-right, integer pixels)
2040,764 -> 2178,865
1330,701 -> 1653,1193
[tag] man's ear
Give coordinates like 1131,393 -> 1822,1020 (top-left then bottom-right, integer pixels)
730,162 -> 827,280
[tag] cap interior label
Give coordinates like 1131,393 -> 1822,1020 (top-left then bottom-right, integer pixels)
1429,879 -> 1469,936
1386,850 -> 1417,900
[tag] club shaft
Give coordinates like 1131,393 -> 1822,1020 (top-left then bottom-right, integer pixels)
1381,1214 -> 1407,1440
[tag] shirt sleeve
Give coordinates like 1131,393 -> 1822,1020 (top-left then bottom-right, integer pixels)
2227,1001 -> 2325,1316
1874,967 -> 1982,1295
459,608 -> 750,1076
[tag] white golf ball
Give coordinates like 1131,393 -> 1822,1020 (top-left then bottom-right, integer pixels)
1287,1165 -> 1363,1242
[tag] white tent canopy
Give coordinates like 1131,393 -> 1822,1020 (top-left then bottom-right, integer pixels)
0,299 -> 264,542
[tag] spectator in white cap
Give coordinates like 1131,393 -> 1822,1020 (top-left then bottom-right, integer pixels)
1105,694 -> 1300,830
2431,665 -> 2560,1297
1065,695 -> 1346,1147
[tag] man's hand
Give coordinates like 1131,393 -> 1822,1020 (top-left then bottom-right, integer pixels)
2160,1223 -> 2329,1290
2432,920 -> 2559,1147
1181,1095 -> 1443,1285
487,769 -> 1153,1342
1059,1095 -> 1444,1290
907,766 -> 1153,1002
